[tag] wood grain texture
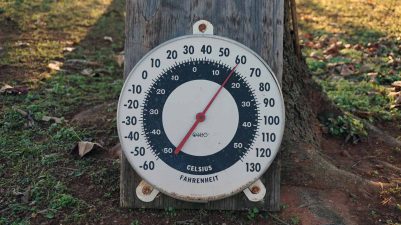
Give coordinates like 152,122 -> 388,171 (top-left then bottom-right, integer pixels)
121,0 -> 284,211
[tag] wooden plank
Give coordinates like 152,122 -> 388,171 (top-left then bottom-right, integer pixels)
121,0 -> 284,211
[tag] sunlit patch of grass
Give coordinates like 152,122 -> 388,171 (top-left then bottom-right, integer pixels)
298,0 -> 401,126
298,0 -> 401,40
339,48 -> 362,59
0,0 -> 113,33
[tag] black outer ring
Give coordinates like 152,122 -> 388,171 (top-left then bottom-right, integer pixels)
142,59 -> 259,175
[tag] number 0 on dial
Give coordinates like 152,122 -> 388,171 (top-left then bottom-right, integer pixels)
117,35 -> 285,202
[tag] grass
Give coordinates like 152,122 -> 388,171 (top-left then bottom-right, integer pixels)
298,0 -> 401,138
298,1 -> 401,222
0,0 -> 124,223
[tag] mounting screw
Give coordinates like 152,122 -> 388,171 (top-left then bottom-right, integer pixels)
193,20 -> 214,35
142,185 -> 153,195
198,23 -> 207,33
243,179 -> 266,202
250,185 -> 260,194
136,180 -> 160,202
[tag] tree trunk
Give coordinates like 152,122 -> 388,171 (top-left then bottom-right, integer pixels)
281,0 -> 372,192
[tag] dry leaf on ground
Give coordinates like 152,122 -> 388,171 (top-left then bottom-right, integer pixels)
48,61 -> 63,71
41,116 -> 64,124
392,81 -> 401,92
114,52 -> 124,67
80,68 -> 94,76
63,47 -> 75,52
104,36 -> 113,43
1,84 -> 29,95
324,43 -> 339,55
71,141 -> 104,157
15,41 -> 30,47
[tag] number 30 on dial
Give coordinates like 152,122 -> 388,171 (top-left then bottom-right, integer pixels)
117,35 -> 285,202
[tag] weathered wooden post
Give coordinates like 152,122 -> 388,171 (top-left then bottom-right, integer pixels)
121,0 -> 283,211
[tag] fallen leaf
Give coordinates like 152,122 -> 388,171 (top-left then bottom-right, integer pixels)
0,84 -> 13,93
114,52 -> 124,67
388,92 -> 401,99
340,64 -> 355,76
324,43 -> 339,55
15,41 -> 30,47
65,40 -> 75,45
353,44 -> 363,50
80,68 -> 94,76
304,41 -> 315,48
41,116 -> 64,124
104,36 -> 113,43
1,84 -> 29,95
344,44 -> 352,49
309,51 -> 320,59
395,95 -> 401,105
367,72 -> 378,82
334,63 -> 356,76
324,54 -> 333,60
92,68 -> 110,77
313,41 -> 323,49
63,47 -> 75,52
71,141 -> 104,157
392,81 -> 401,92
48,61 -> 63,71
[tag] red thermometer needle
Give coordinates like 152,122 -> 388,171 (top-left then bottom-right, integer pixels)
174,64 -> 239,155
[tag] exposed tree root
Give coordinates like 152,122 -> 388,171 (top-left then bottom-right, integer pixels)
361,119 -> 401,148
281,0 -> 396,195
375,159 -> 401,173
283,143 -> 380,195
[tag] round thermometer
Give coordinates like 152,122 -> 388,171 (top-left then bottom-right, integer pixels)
117,32 -> 285,202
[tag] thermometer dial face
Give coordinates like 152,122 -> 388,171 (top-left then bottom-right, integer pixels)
117,35 -> 285,202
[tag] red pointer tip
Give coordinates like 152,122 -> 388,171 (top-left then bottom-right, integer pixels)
174,64 -> 239,155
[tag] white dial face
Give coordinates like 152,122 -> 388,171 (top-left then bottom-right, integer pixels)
117,35 -> 285,202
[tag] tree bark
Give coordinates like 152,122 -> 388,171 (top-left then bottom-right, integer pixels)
281,0 -> 372,192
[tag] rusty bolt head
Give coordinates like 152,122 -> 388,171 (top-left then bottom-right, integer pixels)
142,185 -> 153,195
198,23 -> 207,33
250,185 -> 260,194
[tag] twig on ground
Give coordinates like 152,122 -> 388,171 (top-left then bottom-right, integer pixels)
351,155 -> 377,168
359,118 -> 401,148
267,212 -> 290,225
